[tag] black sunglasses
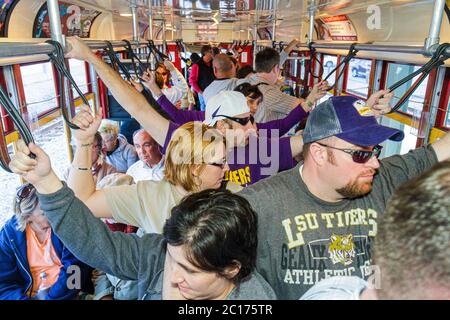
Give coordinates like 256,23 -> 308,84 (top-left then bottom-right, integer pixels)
16,183 -> 35,204
215,114 -> 254,126
316,142 -> 383,164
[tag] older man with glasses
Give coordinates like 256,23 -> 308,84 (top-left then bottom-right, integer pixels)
238,94 -> 450,299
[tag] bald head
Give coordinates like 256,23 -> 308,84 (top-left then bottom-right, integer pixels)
213,54 -> 236,78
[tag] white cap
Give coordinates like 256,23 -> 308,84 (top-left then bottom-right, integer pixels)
203,91 -> 250,126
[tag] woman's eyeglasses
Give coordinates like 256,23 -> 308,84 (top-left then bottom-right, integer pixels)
16,183 -> 35,204
215,114 -> 255,126
316,143 -> 383,164
206,158 -> 227,169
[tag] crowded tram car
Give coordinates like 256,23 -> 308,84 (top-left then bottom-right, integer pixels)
0,0 -> 448,303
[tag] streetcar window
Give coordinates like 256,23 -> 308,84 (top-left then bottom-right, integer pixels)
345,58 -> 372,99
68,59 -> 89,99
386,63 -> 429,117
322,54 -> 337,85
444,99 -> 450,128
20,62 -> 58,117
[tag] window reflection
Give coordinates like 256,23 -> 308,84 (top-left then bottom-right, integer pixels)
346,58 -> 371,98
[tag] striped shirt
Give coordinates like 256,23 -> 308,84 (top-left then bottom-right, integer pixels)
248,50 -> 301,122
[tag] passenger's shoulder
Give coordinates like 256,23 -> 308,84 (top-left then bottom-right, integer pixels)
230,271 -> 277,300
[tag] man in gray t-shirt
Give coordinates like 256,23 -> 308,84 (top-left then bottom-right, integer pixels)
239,94 -> 450,299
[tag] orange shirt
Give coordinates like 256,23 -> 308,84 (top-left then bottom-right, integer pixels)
26,225 -> 63,297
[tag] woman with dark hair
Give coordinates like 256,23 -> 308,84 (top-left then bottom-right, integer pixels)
0,183 -> 91,300
8,146 -> 276,300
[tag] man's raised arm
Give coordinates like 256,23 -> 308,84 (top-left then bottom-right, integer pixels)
65,37 -> 169,146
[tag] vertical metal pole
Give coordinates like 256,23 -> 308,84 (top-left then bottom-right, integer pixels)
148,0 -> 153,40
162,0 -> 166,53
424,0 -> 445,54
423,67 -> 446,143
171,11 -> 174,41
130,0 -> 139,42
47,0 -> 64,44
46,0 -> 73,161
272,8 -> 276,43
89,64 -> 101,115
307,0 -> 316,44
253,1 -> 259,69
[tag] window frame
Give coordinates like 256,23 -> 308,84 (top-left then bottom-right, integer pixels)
342,57 -> 374,100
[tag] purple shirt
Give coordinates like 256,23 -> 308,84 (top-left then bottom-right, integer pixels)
162,121 -> 295,187
157,95 -> 309,139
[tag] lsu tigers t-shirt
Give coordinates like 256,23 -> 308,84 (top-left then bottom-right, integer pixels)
239,145 -> 438,299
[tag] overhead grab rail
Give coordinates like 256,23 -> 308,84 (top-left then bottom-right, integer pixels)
0,84 -> 35,172
104,41 -> 133,81
309,42 -> 359,90
387,42 -> 450,113
46,40 -> 91,130
122,39 -> 147,77
147,40 -> 169,64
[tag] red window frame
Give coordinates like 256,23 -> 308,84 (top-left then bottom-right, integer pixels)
435,68 -> 450,130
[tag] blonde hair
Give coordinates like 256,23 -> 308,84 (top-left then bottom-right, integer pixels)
99,119 -> 119,141
164,122 -> 224,192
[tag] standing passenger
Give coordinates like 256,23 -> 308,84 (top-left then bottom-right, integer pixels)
238,95 -> 450,299
7,148 -> 277,300
188,45 -> 215,111
301,160 -> 450,300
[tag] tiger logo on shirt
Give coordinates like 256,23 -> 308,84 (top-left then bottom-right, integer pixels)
328,234 -> 356,266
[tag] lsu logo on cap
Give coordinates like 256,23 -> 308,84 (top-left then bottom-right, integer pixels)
353,100 -> 374,117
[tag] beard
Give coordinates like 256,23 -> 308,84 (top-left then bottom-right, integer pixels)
336,169 -> 377,199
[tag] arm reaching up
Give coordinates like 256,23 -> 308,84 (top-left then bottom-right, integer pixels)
65,37 -> 169,146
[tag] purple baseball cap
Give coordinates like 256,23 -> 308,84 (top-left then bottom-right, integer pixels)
302,96 -> 404,147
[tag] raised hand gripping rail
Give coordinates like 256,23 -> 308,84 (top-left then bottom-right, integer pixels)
46,40 -> 92,130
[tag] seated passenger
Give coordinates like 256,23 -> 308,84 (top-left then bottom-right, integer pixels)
126,129 -> 164,182
7,150 -> 276,300
301,160 -> 450,300
99,119 -> 138,173
0,184 -> 90,300
64,132 -> 117,185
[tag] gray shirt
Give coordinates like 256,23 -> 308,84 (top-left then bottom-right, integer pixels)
38,184 -> 276,300
300,276 -> 367,300
239,146 -> 438,299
